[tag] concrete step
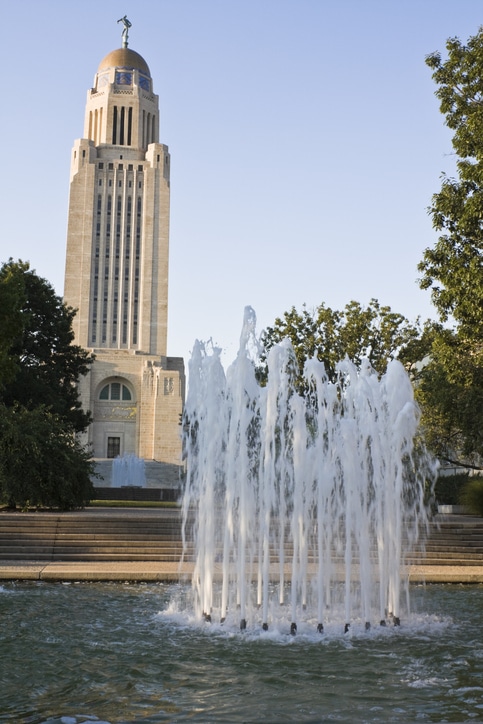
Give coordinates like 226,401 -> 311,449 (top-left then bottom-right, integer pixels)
0,544 -> 188,554
0,512 -> 482,564
0,552 -> 193,564
0,533 -> 183,543
406,558 -> 483,566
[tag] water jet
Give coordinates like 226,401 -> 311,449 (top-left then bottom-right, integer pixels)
181,307 -> 434,633
111,453 -> 146,487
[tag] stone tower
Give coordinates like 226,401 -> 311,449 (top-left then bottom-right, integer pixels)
64,21 -> 185,485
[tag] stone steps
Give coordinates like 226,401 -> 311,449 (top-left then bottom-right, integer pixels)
0,512 -> 186,562
0,511 -> 482,565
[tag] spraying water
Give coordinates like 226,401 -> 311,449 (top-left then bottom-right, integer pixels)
181,307 -> 434,633
112,453 -> 146,487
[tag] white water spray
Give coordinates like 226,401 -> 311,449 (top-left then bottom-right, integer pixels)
181,307 -> 434,632
112,453 -> 146,487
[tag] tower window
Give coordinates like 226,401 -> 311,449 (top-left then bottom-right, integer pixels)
107,437 -> 121,459
128,107 -> 132,146
99,382 -> 132,401
120,106 -> 125,145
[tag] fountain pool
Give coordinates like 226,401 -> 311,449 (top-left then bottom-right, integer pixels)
1,310 -> 466,724
1,581 -> 482,723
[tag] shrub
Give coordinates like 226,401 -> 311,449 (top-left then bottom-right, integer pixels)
459,477 -> 483,517
434,473 -> 469,506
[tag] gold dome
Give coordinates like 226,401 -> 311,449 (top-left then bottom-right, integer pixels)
98,48 -> 151,77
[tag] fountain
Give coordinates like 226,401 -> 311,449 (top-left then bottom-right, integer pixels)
181,307 -> 435,633
111,453 -> 146,487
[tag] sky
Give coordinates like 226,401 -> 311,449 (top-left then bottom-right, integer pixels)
1,0 -> 482,374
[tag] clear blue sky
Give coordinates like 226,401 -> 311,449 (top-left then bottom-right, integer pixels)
1,1 -> 481,370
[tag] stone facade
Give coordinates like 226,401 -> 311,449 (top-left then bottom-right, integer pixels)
64,41 -> 185,484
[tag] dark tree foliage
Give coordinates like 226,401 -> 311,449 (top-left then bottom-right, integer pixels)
0,259 -> 95,509
0,259 -> 26,389
0,405 -> 94,509
0,260 -> 93,433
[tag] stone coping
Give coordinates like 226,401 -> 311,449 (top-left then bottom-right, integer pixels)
1,561 -> 482,583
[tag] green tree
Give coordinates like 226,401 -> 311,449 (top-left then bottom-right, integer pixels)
420,31 -> 483,333
0,259 -> 26,389
415,327 -> 483,466
0,259 -> 95,509
0,405 -> 94,509
0,259 -> 92,433
258,299 -> 422,388
416,30 -> 483,467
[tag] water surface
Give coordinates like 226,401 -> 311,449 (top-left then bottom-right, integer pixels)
1,582 -> 482,723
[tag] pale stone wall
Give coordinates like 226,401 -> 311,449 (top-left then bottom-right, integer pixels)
78,350 -> 184,468
64,45 -> 185,484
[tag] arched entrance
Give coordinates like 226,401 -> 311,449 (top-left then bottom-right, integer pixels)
92,377 -> 137,458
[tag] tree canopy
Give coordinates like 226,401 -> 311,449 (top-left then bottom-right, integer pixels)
415,29 -> 483,468
420,31 -> 483,333
0,259 -> 26,388
0,259 -> 92,433
258,299 -> 423,389
414,328 -> 483,466
0,259 -> 95,508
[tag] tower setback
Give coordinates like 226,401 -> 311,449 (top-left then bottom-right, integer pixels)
64,25 -> 185,485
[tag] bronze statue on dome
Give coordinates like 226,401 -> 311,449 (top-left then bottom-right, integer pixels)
117,16 -> 132,48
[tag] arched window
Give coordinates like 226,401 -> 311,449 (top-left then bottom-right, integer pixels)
99,382 -> 132,401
